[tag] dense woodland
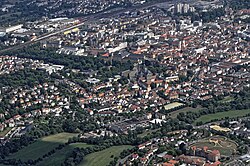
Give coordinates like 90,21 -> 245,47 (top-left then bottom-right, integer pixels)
0,69 -> 51,88
3,45 -> 133,80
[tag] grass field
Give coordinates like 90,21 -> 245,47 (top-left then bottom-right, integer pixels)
164,102 -> 184,110
194,109 -> 250,124
0,127 -> 12,137
80,145 -> 133,166
38,143 -> 92,166
41,132 -> 78,143
218,96 -> 234,103
190,136 -> 237,156
7,132 -> 78,161
138,129 -> 160,138
169,106 -> 203,118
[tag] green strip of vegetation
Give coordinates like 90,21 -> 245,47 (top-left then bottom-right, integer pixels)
218,96 -> 234,103
194,109 -> 250,124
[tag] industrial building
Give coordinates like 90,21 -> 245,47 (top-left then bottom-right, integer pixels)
0,24 -> 23,33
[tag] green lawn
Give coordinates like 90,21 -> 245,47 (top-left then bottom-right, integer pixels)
138,129 -> 160,138
7,132 -> 78,161
38,143 -> 92,166
0,127 -> 12,137
194,109 -> 250,124
169,106 -> 203,118
80,145 -> 133,166
218,96 -> 234,103
41,132 -> 78,143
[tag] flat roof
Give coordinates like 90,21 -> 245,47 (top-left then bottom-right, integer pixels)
210,125 -> 231,132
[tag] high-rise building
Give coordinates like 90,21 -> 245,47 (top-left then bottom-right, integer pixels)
175,3 -> 183,13
174,3 -> 195,14
183,4 -> 190,13
189,6 -> 196,12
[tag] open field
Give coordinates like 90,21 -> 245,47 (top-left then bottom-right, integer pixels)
0,127 -> 12,137
7,132 -> 78,161
80,145 -> 133,166
190,136 -> 237,156
218,96 -> 234,103
138,128 -> 160,138
194,109 -> 250,124
41,132 -> 78,143
38,143 -> 92,166
169,106 -> 203,118
164,102 -> 184,110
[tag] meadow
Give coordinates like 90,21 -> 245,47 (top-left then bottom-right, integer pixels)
7,132 -> 78,161
37,143 -> 92,166
194,109 -> 250,124
80,145 -> 133,166
169,106 -> 203,118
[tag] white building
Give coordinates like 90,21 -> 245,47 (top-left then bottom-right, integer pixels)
0,24 -> 23,33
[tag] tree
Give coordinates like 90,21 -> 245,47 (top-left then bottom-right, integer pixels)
62,119 -> 78,133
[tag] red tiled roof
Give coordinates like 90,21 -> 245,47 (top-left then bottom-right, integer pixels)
162,163 -> 174,166
102,53 -> 109,57
211,150 -> 220,155
168,159 -> 178,165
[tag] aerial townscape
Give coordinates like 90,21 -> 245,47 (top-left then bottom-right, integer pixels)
0,0 -> 249,166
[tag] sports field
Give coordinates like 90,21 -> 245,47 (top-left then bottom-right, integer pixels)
7,132 -> 78,161
164,102 -> 184,110
80,145 -> 133,166
190,136 -> 237,156
194,109 -> 250,124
